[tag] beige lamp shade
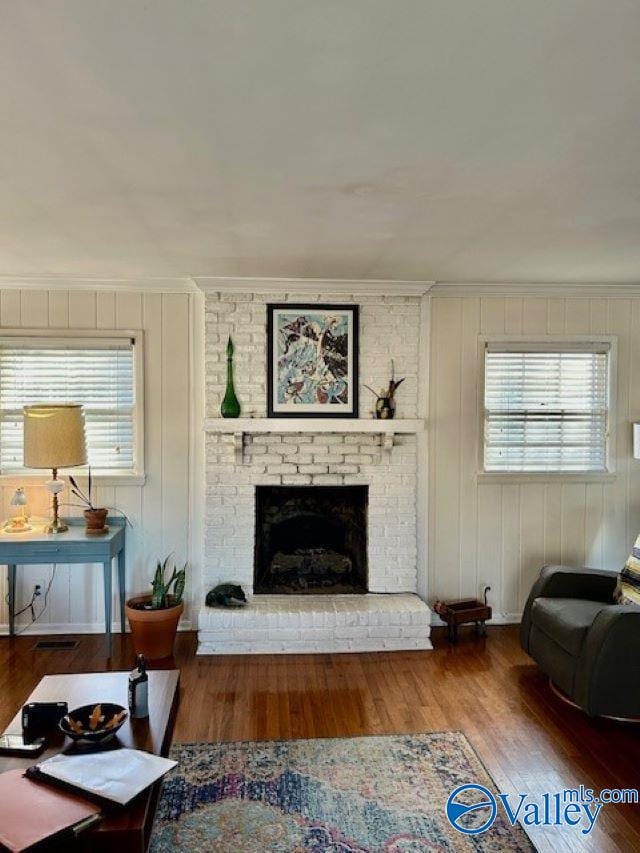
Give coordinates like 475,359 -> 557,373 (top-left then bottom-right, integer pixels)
23,404 -> 87,469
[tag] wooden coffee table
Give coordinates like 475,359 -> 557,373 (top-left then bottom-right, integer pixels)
0,670 -> 180,852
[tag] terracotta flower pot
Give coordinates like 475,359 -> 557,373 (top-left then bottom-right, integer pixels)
84,507 -> 109,535
125,595 -> 184,660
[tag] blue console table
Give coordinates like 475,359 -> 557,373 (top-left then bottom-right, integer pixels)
0,518 -> 126,656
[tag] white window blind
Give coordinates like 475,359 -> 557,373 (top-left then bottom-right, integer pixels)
0,337 -> 136,472
484,343 -> 610,472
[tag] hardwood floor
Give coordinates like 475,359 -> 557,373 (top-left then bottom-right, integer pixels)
1,626 -> 638,852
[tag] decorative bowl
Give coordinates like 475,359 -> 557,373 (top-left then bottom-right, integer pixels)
59,702 -> 128,742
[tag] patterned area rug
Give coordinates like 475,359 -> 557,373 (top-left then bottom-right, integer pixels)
150,732 -> 533,851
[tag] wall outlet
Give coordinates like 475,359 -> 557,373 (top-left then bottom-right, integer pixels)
32,577 -> 47,600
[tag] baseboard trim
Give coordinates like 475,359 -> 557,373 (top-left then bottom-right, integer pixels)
431,612 -> 522,627
0,618 -> 193,636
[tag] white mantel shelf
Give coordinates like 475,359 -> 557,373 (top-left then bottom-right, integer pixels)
203,418 -> 425,462
204,417 -> 424,433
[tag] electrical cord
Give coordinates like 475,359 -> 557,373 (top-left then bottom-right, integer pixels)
5,566 -> 57,636
8,589 -> 38,620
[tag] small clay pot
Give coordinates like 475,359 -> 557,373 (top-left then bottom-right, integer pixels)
84,507 -> 109,535
125,595 -> 184,660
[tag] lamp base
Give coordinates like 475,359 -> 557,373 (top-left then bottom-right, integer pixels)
45,468 -> 68,534
3,520 -> 32,534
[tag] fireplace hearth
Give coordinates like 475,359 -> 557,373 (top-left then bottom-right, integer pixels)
254,485 -> 368,594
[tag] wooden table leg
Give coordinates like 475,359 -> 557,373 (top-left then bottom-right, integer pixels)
8,564 -> 16,636
117,549 -> 126,633
103,561 -> 112,657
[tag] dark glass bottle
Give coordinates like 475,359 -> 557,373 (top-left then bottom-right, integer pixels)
128,654 -> 149,719
221,336 -> 241,418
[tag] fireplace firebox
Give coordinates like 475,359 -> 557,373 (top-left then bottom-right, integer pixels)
254,486 -> 368,594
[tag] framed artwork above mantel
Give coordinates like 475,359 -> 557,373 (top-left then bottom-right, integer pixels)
267,304 -> 359,418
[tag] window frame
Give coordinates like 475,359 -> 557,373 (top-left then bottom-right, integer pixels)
477,335 -> 617,483
0,328 -> 145,485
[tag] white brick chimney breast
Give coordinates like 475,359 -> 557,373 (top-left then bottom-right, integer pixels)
199,290 -> 431,654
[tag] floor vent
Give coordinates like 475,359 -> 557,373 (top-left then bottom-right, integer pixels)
33,640 -> 79,651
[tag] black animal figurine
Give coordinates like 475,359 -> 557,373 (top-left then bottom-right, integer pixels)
206,583 -> 247,608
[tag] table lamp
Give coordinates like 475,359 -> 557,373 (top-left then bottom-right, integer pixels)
4,487 -> 31,533
23,404 -> 87,534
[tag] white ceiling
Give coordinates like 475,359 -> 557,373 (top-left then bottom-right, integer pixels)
1,1 -> 640,283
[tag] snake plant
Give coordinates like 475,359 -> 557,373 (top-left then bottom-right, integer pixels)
151,555 -> 187,609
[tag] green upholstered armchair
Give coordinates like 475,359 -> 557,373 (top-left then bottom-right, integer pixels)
520,565 -> 640,719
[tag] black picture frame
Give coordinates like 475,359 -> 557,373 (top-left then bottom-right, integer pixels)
267,303 -> 359,418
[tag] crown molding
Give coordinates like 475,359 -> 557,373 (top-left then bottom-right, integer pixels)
6,276 -> 639,298
0,275 -> 435,296
431,281 -> 640,298
0,276 -> 199,294
193,276 -> 434,296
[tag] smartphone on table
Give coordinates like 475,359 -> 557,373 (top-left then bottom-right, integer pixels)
0,733 -> 46,757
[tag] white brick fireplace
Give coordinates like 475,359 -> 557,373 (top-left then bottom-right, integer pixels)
198,286 -> 431,654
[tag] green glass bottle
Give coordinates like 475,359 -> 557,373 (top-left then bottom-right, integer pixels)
221,336 -> 241,418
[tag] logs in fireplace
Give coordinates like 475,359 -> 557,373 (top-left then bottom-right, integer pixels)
254,485 -> 368,594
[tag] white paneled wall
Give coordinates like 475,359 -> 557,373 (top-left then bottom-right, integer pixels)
429,295 -> 640,621
0,288 -> 195,633
7,284 -> 638,633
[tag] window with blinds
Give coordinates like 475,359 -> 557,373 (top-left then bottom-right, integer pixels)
0,335 -> 138,473
483,342 -> 611,473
